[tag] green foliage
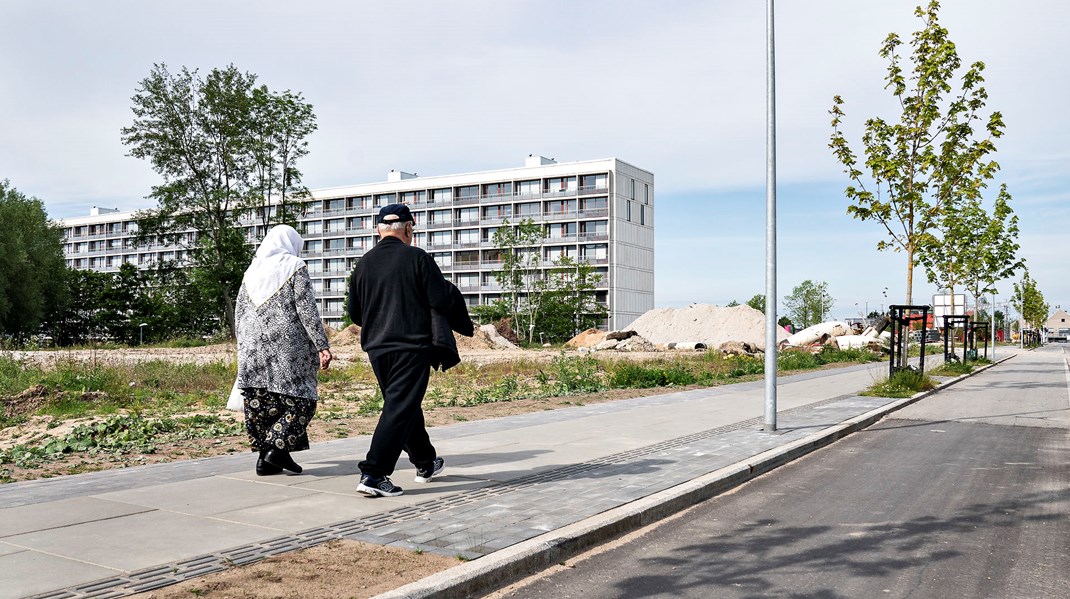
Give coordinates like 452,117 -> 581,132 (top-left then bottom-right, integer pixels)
471,299 -> 512,325
0,414 -> 243,469
0,180 -> 67,341
784,280 -> 835,328
537,354 -> 605,395
121,63 -> 317,336
746,294 -> 766,313
534,258 -> 608,343
929,361 -> 974,376
829,1 -> 1007,304
1012,270 -> 1049,332
863,368 -> 937,398
608,362 -> 699,388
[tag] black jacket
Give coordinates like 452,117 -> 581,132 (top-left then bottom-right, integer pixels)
430,285 -> 475,371
347,237 -> 454,358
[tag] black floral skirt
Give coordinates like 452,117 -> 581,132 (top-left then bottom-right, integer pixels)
242,388 -> 315,452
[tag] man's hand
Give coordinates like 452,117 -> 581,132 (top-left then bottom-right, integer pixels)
319,349 -> 333,370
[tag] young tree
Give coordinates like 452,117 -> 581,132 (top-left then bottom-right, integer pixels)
535,257 -> 608,342
1012,271 -> 1049,333
829,1 -> 1005,304
121,63 -> 317,336
491,218 -> 545,343
0,180 -> 67,341
784,280 -> 835,329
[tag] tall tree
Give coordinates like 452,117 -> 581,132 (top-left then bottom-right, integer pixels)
784,280 -> 835,329
121,63 -> 317,336
829,1 -> 1005,304
0,180 -> 67,341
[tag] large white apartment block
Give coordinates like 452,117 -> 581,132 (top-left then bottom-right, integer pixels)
59,156 -> 654,331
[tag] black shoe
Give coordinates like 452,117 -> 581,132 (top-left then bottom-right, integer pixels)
356,474 -> 403,497
264,449 -> 302,474
256,451 -> 283,476
414,457 -> 445,483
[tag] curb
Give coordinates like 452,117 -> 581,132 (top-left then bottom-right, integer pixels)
373,353 -> 1016,599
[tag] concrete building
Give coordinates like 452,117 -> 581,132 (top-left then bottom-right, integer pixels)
59,156 -> 654,331
1044,308 -> 1069,342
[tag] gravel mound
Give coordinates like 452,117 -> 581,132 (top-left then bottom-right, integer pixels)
628,304 -> 788,351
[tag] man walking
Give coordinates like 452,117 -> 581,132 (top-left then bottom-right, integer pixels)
347,203 -> 461,497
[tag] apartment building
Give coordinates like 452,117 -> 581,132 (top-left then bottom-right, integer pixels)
59,156 -> 654,331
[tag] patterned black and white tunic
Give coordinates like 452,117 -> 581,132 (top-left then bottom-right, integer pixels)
235,267 -> 329,402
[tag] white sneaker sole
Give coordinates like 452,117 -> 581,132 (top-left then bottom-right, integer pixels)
356,483 -> 403,497
414,465 -> 444,484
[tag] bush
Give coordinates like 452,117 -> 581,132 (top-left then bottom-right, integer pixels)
609,362 -> 697,388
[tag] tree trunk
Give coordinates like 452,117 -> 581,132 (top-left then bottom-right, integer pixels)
906,246 -> 914,305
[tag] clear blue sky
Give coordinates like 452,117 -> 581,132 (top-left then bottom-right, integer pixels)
2,1 -> 1066,320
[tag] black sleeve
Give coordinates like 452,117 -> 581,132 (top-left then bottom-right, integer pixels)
346,268 -> 362,327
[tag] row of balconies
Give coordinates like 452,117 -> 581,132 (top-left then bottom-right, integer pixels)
301,185 -> 611,217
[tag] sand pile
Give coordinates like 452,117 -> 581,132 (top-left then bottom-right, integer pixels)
326,324 -> 362,348
564,328 -> 606,348
628,304 -> 788,351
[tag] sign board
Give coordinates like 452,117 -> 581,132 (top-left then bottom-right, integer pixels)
932,293 -> 967,328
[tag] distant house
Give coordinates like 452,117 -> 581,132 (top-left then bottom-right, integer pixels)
1044,309 -> 1070,342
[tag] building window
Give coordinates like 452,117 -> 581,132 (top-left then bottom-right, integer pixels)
431,231 -> 451,247
516,202 -> 540,216
640,205 -> 645,226
516,180 -> 540,197
431,188 -> 452,203
457,207 -> 479,224
644,183 -> 650,204
626,201 -> 632,222
482,182 -> 512,198
456,185 -> 478,201
580,173 -> 608,191
375,193 -> 396,207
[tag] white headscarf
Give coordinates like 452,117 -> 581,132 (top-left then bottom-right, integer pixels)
242,225 -> 307,307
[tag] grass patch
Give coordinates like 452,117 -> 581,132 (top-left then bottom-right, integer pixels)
862,368 -> 938,398
928,361 -> 975,377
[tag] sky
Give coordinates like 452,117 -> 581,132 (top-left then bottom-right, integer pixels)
2,1 -> 1067,320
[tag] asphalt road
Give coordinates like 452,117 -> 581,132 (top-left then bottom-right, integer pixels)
492,345 -> 1070,599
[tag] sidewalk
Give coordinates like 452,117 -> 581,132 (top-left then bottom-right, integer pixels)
0,352 -> 1011,599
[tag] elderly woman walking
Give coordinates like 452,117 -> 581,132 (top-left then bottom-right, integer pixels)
236,224 -> 332,475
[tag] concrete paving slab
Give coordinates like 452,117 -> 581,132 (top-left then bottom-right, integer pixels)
211,492 -> 400,531
0,542 -> 22,557
5,510 -> 279,571
0,550 -> 118,599
92,475 -> 317,516
0,496 -> 154,538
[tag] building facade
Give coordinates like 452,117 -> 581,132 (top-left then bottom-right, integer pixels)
59,156 -> 654,331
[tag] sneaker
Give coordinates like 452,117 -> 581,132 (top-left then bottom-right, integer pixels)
357,474 -> 403,497
414,457 -> 445,483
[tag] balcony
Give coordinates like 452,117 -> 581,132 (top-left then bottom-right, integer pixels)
427,221 -> 453,230
577,208 -> 609,219
579,232 -> 609,241
577,185 -> 609,195
454,195 -> 480,206
454,260 -> 480,270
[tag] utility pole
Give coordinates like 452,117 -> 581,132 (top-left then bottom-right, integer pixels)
763,0 -> 778,432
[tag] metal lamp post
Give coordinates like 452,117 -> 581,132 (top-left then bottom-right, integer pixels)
139,323 -> 147,345
763,0 -> 778,432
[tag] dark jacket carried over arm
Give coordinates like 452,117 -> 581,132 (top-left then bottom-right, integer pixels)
430,284 -> 475,371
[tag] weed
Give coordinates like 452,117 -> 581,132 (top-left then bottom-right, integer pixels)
863,368 -> 937,398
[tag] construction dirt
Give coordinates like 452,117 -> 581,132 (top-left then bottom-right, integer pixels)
628,304 -> 788,350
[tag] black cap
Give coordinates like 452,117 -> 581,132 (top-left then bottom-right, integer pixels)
377,203 -> 415,224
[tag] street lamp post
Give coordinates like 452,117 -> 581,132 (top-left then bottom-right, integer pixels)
139,323 -> 147,345
763,0 -> 778,432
